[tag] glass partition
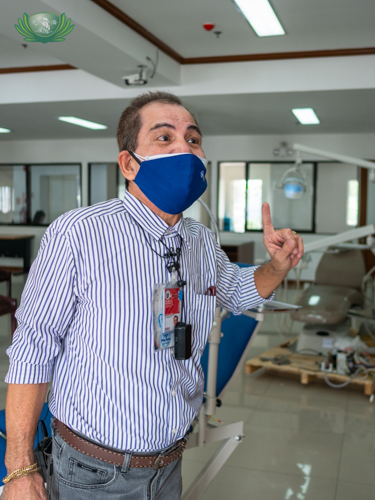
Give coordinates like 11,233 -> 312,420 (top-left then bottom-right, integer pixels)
218,162 -> 246,232
0,165 -> 27,224
29,165 -> 81,225
219,161 -> 316,233
89,163 -> 124,205
315,162 -> 359,233
255,162 -> 315,232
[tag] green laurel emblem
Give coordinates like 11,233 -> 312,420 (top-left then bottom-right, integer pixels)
15,12 -> 74,43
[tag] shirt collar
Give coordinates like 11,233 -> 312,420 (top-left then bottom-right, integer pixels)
122,192 -> 189,246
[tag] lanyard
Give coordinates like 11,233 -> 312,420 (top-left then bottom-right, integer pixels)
135,221 -> 191,361
135,222 -> 187,321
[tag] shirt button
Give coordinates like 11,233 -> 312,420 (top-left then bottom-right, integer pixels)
171,429 -> 177,434
172,390 -> 177,396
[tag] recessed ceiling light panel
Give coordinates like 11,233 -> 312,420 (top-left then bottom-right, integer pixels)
233,0 -> 285,37
292,108 -> 320,125
0,127 -> 11,133
58,116 -> 107,130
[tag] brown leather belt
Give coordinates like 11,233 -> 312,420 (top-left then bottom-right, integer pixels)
55,419 -> 186,470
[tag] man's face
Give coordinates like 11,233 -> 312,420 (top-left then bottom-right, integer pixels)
173,315 -> 179,327
123,102 -> 205,180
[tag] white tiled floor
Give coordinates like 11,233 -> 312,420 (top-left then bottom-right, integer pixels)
1,278 -> 375,499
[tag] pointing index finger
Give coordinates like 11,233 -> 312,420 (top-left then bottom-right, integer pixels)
262,202 -> 274,236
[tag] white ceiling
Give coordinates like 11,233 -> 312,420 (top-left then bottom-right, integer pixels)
0,34 -> 65,68
1,0 -> 375,141
111,0 -> 375,58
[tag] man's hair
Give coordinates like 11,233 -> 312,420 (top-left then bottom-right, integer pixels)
116,91 -> 197,188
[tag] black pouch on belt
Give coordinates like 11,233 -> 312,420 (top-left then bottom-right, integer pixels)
34,419 -> 52,483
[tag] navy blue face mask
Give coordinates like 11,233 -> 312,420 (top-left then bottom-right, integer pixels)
129,151 -> 208,215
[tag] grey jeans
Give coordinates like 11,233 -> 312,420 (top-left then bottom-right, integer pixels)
47,421 -> 183,500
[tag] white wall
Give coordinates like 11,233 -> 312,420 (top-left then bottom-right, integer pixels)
0,132 -> 374,277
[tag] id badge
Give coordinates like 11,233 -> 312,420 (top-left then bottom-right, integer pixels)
153,282 -> 182,351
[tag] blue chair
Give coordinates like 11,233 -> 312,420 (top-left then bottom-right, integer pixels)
0,402 -> 53,486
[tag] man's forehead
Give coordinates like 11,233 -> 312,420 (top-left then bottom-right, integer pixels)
140,102 -> 196,130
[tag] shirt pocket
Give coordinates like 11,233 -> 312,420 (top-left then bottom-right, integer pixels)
192,294 -> 216,355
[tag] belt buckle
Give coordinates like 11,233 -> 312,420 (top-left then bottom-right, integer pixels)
153,454 -> 165,470
153,439 -> 185,470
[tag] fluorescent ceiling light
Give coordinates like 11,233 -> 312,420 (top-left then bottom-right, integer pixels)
58,116 -> 107,130
233,0 -> 285,37
292,108 -> 320,125
0,127 -> 11,133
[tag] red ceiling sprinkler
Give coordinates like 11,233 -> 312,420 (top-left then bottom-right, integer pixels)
203,23 -> 215,31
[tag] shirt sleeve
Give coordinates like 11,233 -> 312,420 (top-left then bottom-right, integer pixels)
5,228 -> 77,384
216,243 -> 275,315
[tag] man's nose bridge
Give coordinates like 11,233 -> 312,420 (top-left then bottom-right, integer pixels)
174,137 -> 193,153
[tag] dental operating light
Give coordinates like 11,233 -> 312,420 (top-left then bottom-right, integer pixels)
233,0 -> 285,37
58,117 -> 107,130
276,152 -> 308,200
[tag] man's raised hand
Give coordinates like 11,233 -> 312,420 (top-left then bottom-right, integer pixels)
262,202 -> 304,273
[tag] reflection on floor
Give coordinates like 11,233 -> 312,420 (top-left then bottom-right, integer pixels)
1,277 -> 375,499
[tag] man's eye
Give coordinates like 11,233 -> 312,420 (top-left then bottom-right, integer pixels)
158,135 -> 169,141
188,137 -> 199,144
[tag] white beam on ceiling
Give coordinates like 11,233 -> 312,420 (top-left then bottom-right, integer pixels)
2,54 -> 375,106
181,55 -> 375,96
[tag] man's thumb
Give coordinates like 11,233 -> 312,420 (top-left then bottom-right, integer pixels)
278,239 -> 296,259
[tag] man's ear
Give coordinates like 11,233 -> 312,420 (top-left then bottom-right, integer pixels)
118,150 -> 139,182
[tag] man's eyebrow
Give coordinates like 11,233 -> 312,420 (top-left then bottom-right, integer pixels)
187,124 -> 202,136
149,123 -> 175,132
149,122 -> 202,136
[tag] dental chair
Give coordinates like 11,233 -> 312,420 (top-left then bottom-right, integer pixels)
292,249 -> 365,325
291,249 -> 366,352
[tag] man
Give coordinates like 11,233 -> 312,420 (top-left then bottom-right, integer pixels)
3,91 -> 303,500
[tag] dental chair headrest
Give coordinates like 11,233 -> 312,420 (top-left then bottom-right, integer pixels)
315,249 -> 366,290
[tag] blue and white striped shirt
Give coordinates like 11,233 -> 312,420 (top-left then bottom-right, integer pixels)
6,192 -> 269,452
